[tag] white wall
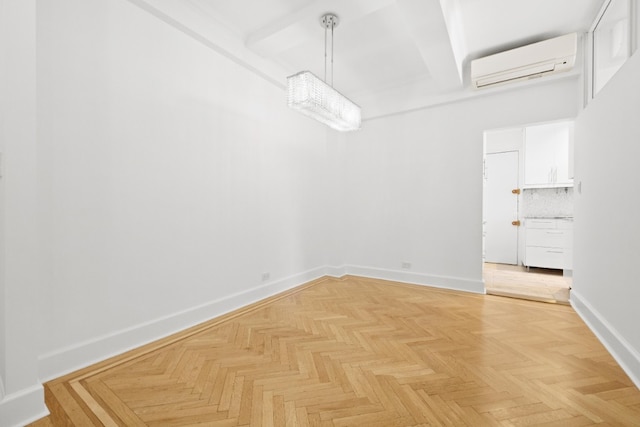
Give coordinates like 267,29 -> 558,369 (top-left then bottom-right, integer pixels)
36,0 -> 333,382
341,78 -> 580,292
0,0 -> 49,425
572,50 -> 640,387
3,1 -> 630,425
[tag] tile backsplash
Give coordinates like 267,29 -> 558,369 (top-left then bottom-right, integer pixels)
522,187 -> 574,217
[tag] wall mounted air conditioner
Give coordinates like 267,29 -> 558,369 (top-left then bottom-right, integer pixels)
471,33 -> 577,89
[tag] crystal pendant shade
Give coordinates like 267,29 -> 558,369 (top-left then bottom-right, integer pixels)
287,71 -> 361,132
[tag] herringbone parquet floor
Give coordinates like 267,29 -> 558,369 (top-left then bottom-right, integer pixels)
38,276 -> 640,426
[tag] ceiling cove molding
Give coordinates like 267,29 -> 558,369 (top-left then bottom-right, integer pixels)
362,71 -> 581,122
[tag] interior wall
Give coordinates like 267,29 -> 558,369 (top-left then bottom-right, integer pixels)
36,0 -> 333,381
0,0 -> 48,425
572,50 -> 640,386
341,78 -> 580,292
4,1 -> 629,425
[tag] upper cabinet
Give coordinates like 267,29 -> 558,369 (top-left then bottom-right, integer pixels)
524,121 -> 573,188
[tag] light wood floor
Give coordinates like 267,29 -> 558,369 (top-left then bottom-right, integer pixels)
33,276 -> 640,426
484,263 -> 571,305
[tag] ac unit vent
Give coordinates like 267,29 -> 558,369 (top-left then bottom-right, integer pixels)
471,33 -> 577,89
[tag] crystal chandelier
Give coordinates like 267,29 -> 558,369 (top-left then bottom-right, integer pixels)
287,14 -> 361,132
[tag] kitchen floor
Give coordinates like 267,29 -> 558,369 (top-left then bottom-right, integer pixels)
483,262 -> 571,304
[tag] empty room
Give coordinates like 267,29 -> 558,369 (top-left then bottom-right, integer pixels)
1,0 -> 639,426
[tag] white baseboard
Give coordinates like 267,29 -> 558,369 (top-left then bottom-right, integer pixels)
571,290 -> 640,389
30,265 -> 483,425
38,264 -> 484,384
324,265 -> 347,278
343,265 -> 485,294
32,269 -> 640,425
0,384 -> 48,427
38,266 -> 328,382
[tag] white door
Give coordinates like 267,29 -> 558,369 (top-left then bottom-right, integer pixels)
485,151 -> 519,264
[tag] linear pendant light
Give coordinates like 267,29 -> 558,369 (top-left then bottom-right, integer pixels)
287,14 -> 361,132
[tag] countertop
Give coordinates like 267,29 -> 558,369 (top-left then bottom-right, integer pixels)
525,216 -> 573,220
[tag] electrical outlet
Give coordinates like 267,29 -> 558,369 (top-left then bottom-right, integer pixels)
401,261 -> 411,269
261,272 -> 270,282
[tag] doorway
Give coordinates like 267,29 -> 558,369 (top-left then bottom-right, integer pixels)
482,126 -> 572,304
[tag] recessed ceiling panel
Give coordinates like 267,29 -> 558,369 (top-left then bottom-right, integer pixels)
275,4 -> 431,95
186,0 -> 316,36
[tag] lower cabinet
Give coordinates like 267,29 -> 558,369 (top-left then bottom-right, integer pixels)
524,218 -> 573,270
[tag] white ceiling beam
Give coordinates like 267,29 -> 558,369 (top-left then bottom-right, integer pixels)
395,0 -> 464,88
438,0 -> 468,82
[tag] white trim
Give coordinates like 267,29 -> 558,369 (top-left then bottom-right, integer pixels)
587,0 -> 635,102
582,29 -> 592,108
363,72 -> 580,123
0,384 -> 48,427
27,271 -> 640,425
589,0 -> 613,33
324,265 -> 348,278
38,266 -> 328,382
343,265 -> 485,294
38,264 -> 484,382
571,290 -> 640,389
631,0 -> 638,54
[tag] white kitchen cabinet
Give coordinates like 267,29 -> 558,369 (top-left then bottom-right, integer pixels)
524,122 -> 573,187
524,218 -> 573,270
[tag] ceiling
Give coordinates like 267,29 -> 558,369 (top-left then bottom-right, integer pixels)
134,0 -> 605,119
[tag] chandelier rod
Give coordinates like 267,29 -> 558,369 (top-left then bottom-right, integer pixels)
331,21 -> 334,87
321,14 -> 338,87
324,21 -> 327,83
